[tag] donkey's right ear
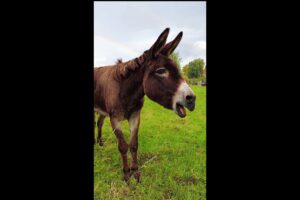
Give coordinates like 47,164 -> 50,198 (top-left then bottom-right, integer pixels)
148,28 -> 170,58
160,31 -> 183,57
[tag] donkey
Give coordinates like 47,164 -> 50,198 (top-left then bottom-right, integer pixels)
94,28 -> 196,182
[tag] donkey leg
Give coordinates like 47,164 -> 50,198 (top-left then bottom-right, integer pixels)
94,112 -> 98,145
110,117 -> 130,182
97,115 -> 106,146
129,111 -> 141,183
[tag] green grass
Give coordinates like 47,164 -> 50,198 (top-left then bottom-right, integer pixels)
94,85 -> 206,200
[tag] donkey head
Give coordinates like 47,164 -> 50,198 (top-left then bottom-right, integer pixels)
142,28 -> 196,118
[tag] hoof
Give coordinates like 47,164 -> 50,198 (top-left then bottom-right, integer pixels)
97,139 -> 103,146
124,174 -> 130,182
134,171 -> 141,183
123,168 -> 131,182
130,169 -> 141,183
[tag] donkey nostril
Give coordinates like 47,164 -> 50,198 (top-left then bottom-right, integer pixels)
186,95 -> 194,101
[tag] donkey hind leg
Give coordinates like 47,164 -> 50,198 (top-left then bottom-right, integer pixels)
97,115 -> 106,146
110,117 -> 130,182
129,111 -> 141,183
94,112 -> 98,144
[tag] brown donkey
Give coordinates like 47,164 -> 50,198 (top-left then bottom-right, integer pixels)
94,28 -> 196,182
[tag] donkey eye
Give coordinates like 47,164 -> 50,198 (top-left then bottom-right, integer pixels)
155,68 -> 167,75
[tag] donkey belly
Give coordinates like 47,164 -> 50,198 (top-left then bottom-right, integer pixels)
94,79 -> 109,116
94,107 -> 109,116
94,66 -> 112,116
94,93 -> 108,116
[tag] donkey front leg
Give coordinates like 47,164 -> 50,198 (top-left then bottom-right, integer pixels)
110,116 -> 130,182
129,111 -> 141,182
97,115 -> 106,146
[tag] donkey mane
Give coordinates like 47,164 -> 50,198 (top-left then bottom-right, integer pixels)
115,58 -> 123,64
114,53 -> 148,79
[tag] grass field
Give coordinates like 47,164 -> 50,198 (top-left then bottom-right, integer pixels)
94,85 -> 206,200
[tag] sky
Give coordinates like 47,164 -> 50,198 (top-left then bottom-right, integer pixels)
94,1 -> 206,68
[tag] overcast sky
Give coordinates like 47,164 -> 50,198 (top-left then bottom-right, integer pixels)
94,1 -> 206,68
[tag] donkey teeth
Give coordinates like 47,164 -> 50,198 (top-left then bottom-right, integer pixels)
176,103 -> 186,118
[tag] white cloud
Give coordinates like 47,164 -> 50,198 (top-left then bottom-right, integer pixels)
94,57 -> 107,67
194,41 -> 206,50
94,35 -> 141,66
95,57 -> 107,62
94,2 -> 206,68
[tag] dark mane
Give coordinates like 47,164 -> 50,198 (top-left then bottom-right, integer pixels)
115,58 -> 123,64
114,54 -> 147,79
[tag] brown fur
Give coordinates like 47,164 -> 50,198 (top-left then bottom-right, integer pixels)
94,28 -> 190,182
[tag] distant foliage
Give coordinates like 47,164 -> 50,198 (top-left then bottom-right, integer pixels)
182,58 -> 206,85
187,58 -> 205,79
169,52 -> 182,73
182,64 -> 189,79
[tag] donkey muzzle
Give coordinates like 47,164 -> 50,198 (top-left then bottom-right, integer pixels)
185,94 -> 196,111
173,81 -> 196,118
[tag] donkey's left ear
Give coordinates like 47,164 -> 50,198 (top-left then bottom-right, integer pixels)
160,32 -> 183,56
148,28 -> 170,58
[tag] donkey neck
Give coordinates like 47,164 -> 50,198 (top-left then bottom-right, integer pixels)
119,60 -> 145,101
118,59 -> 145,119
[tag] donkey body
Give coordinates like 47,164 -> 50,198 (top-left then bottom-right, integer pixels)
94,28 -> 196,182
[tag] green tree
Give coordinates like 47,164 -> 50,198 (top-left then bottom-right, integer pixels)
187,58 -> 205,79
169,52 -> 182,73
182,64 -> 189,79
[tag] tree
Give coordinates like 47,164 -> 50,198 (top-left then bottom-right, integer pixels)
187,58 -> 205,79
169,52 -> 182,73
182,64 -> 189,79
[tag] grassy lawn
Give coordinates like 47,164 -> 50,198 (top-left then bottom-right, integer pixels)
94,85 -> 206,200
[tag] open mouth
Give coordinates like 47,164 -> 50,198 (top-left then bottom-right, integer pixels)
175,103 -> 186,118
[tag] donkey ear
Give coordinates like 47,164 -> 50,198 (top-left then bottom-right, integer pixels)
148,28 -> 170,58
160,31 -> 183,56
